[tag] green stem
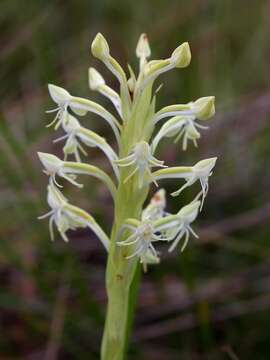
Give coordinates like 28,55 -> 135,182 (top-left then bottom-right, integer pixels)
101,85 -> 154,359
101,181 -> 148,360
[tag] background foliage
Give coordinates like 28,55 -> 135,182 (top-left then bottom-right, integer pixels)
1,0 -> 270,358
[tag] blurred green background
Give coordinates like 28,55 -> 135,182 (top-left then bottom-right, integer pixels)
1,0 -> 270,359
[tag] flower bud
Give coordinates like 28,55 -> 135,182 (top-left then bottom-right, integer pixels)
38,152 -> 63,174
88,67 -> 105,90
170,42 -> 191,68
192,96 -> 215,120
91,33 -> 110,61
48,84 -> 71,105
136,33 -> 151,59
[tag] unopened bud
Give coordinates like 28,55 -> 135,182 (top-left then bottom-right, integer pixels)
88,67 -> 105,90
91,33 -> 110,61
170,42 -> 191,68
136,33 -> 151,59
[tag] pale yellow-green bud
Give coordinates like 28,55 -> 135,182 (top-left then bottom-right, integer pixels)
88,67 -> 105,90
192,96 -> 215,120
91,33 -> 110,61
170,42 -> 191,68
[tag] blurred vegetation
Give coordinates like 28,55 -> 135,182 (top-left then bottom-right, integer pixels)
1,0 -> 270,359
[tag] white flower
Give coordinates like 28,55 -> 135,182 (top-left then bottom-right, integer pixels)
47,84 -> 121,144
167,201 -> 200,252
117,221 -> 159,259
115,141 -> 166,188
38,152 -> 116,197
117,201 -> 200,267
37,184 -> 85,242
46,84 -> 72,129
53,113 -> 119,178
152,115 -> 209,152
153,158 -> 217,209
171,158 -> 217,202
117,218 -> 171,269
152,96 -> 215,125
38,152 -> 82,188
38,184 -> 109,249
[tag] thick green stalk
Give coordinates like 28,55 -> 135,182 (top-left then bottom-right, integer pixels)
101,86 -> 154,360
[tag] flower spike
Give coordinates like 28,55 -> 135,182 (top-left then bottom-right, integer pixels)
39,34 -> 218,341
115,141 -> 167,188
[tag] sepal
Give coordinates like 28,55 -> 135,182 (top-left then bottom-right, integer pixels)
191,96 -> 215,120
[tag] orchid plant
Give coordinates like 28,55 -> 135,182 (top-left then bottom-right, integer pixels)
38,32 -> 216,359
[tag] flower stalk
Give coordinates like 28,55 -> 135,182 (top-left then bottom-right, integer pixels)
38,32 -> 217,359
